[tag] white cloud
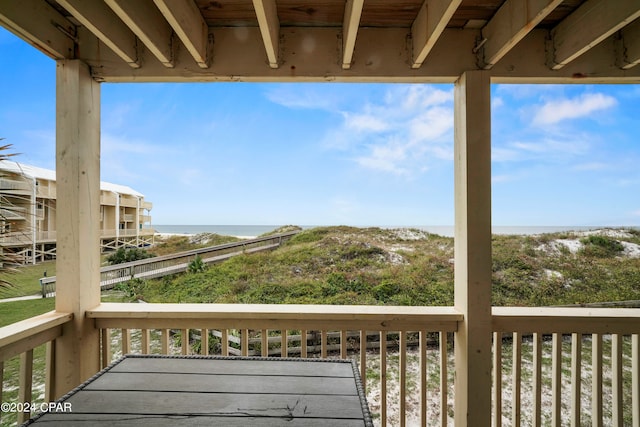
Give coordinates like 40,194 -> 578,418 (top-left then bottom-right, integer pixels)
324,84 -> 454,175
343,112 -> 389,132
355,141 -> 409,176
264,85 -> 341,110
532,93 -> 617,125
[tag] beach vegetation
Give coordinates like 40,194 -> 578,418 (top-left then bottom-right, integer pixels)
106,247 -> 155,265
135,226 -> 640,307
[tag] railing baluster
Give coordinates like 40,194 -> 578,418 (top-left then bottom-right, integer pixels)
321,330 -> 328,358
221,329 -> 228,356
301,329 -> 307,358
592,333 -> 603,427
512,332 -> 521,427
440,332 -> 447,427
141,329 -> 150,354
122,328 -> 131,354
571,333 -> 582,427
420,330 -> 427,427
18,349 -> 33,424
632,334 -> 639,427
160,329 -> 169,354
201,329 -> 209,355
281,330 -> 287,358
551,333 -> 562,427
241,329 -> 249,356
533,332 -> 542,427
181,329 -> 189,355
380,331 -> 387,426
612,333 -> 623,427
101,328 -> 111,367
261,329 -> 268,357
45,341 -> 55,402
493,331 -> 502,427
360,330 -> 367,393
399,331 -> 407,427
340,330 -> 347,359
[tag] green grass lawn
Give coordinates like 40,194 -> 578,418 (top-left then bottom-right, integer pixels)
0,260 -> 55,298
0,298 -> 55,327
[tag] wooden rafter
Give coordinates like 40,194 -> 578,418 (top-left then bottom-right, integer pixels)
342,0 -> 364,70
549,0 -> 640,70
478,0 -> 563,69
0,0 -> 74,59
411,0 -> 462,69
105,0 -> 175,68
618,17 -> 640,69
153,0 -> 210,69
56,0 -> 139,68
252,0 -> 279,69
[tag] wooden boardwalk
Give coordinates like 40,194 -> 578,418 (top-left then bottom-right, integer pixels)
25,355 -> 372,426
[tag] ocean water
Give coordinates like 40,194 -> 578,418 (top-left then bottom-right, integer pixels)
152,224 -> 635,238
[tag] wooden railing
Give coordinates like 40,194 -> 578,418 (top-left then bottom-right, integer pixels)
0,311 -> 73,425
1,305 -> 638,426
492,307 -> 640,427
39,231 -> 300,297
88,303 -> 462,427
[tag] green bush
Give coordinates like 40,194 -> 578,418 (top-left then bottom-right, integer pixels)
188,254 -> 206,273
114,278 -> 147,300
580,235 -> 624,257
107,247 -> 155,265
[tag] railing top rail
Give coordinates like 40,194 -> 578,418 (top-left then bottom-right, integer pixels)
87,303 -> 462,319
0,310 -> 73,350
87,303 -> 463,331
493,306 -> 640,334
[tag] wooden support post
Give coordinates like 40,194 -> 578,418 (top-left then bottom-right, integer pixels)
54,59 -> 101,398
453,70 -> 492,427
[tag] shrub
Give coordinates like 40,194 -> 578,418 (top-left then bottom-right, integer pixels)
107,247 -> 155,264
580,235 -> 624,257
188,254 -> 206,273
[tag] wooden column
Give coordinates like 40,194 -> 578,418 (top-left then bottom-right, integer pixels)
54,59 -> 101,398
453,70 -> 493,426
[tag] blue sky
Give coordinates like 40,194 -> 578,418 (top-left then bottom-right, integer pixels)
1,27 -> 639,227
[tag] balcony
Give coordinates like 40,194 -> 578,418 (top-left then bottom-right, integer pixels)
100,193 -> 117,205
0,207 -> 28,221
120,213 -> 135,222
0,178 -> 31,194
1,304 -> 638,426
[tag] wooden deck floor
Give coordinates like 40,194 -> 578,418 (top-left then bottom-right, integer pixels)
24,355 -> 372,426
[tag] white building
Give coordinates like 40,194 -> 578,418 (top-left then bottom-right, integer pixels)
0,161 -> 153,264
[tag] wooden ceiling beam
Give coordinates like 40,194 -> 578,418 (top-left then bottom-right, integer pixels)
617,18 -> 640,69
79,28 -> 640,83
478,0 -> 563,69
153,0 -> 210,69
342,0 -> 364,70
0,0 -> 74,59
252,0 -> 279,69
411,0 -> 462,69
549,0 -> 640,70
57,0 -> 139,68
105,0 -> 175,68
